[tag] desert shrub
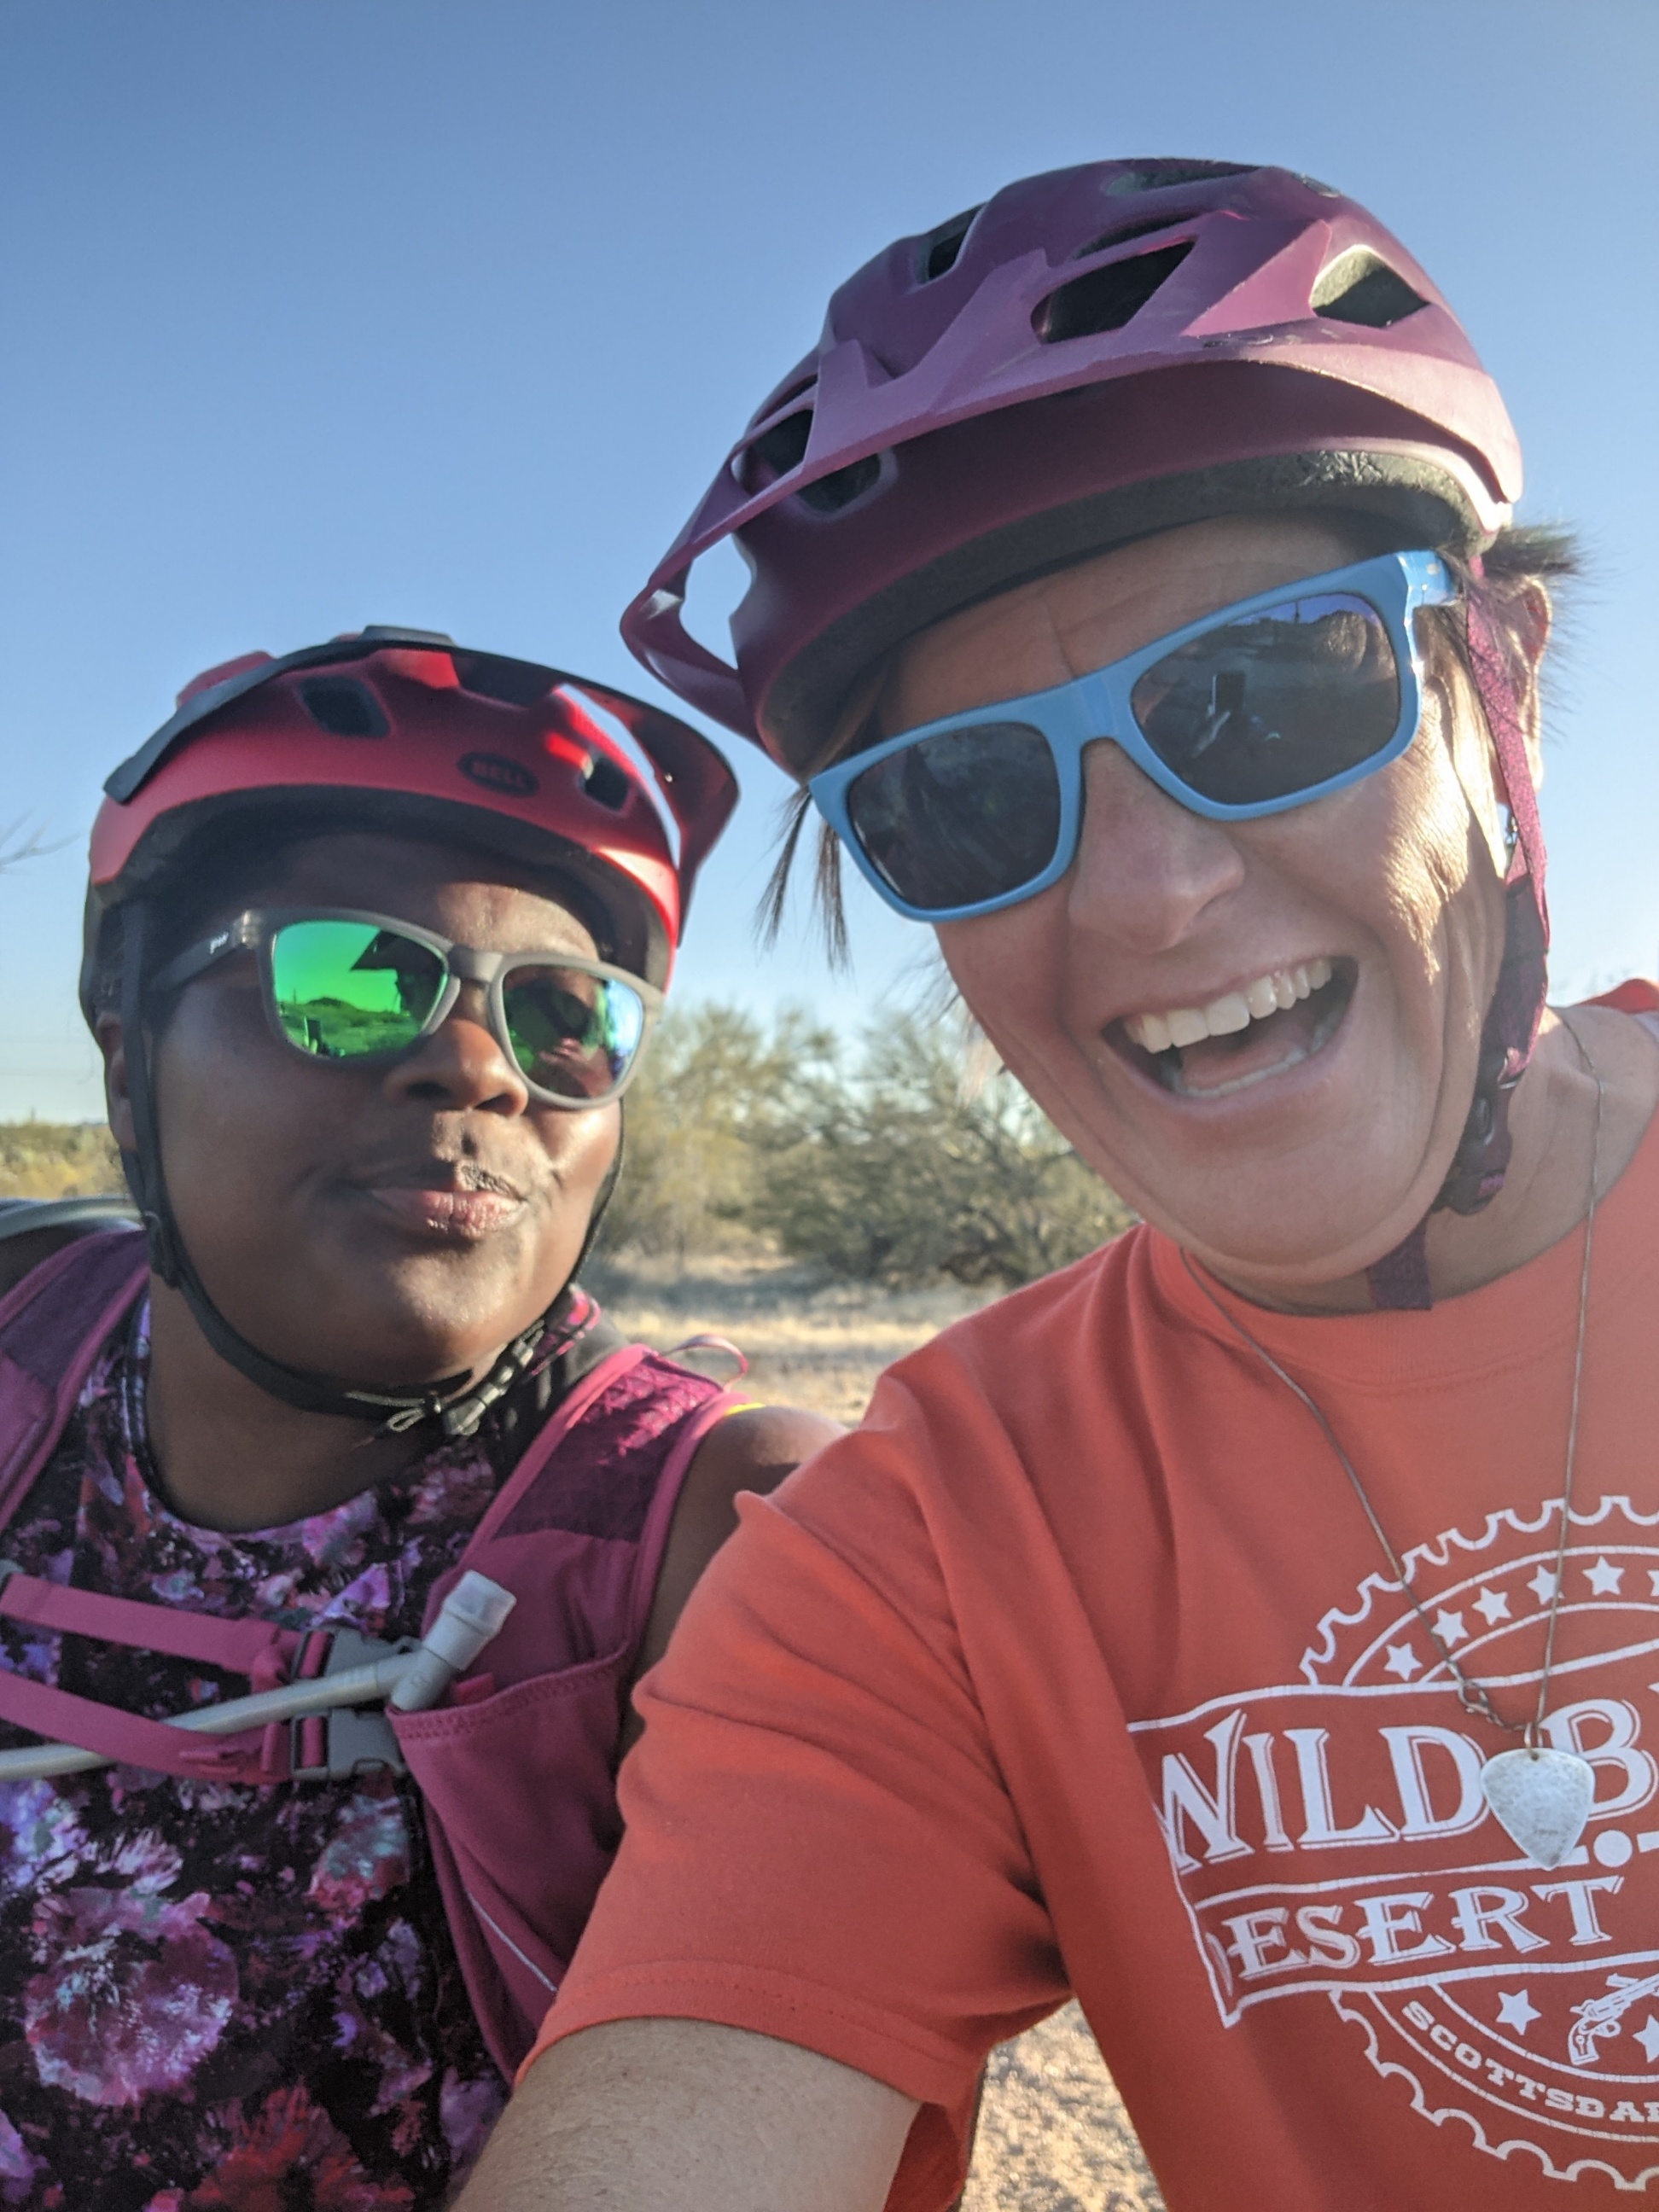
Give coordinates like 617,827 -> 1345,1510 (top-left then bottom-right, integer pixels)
746,1010 -> 1132,1287
0,1122 -> 124,1199
598,1002 -> 835,1263
605,1001 -> 1131,1288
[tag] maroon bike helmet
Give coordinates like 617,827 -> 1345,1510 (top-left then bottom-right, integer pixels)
623,158 -> 1545,1308
622,157 -> 1520,772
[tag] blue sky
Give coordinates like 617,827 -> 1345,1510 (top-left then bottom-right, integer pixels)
2,0 -> 1655,1119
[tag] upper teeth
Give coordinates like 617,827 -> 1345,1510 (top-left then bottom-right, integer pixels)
1123,959 -> 1335,1056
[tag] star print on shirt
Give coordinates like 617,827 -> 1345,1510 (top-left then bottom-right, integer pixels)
1473,1586 -> 1511,1626
1585,1556 -> 1625,1595
1636,2017 -> 1659,2066
1528,1566 -> 1560,1607
1432,1609 -> 1467,1648
1383,1644 -> 1422,1679
1496,1990 -> 1540,2034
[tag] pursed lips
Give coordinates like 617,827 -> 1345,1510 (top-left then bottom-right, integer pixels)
359,1161 -> 527,1237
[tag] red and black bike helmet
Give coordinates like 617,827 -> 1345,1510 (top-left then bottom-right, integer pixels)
84,624 -> 737,1012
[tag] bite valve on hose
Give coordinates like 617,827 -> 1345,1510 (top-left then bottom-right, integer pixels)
390,1572 -> 517,1711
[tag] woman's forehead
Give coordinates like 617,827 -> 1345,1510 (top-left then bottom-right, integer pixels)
881,511 -> 1393,736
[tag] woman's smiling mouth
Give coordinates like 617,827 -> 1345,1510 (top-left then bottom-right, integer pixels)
1111,958 -> 1356,1098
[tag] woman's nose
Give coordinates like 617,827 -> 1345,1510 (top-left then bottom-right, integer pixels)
384,982 -> 529,1114
1066,740 -> 1247,952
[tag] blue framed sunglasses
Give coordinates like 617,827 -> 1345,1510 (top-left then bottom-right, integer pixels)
809,550 -> 1457,923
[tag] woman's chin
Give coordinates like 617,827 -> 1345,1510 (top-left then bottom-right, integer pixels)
261,1246 -> 568,1375
217,1278 -> 524,1395
1117,1149 -> 1450,1294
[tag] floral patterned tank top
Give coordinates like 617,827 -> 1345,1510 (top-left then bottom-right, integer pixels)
0,1294 -> 628,2209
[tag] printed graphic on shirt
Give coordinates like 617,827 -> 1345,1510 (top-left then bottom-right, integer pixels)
1131,1495 -> 1659,2188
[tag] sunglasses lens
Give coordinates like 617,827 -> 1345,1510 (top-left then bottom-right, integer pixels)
502,968 -> 648,1100
1130,591 -> 1400,806
844,721 -> 1062,914
270,921 -> 445,1059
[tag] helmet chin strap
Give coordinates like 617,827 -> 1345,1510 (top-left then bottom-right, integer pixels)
118,902 -> 621,1440
1365,594 -> 1551,1312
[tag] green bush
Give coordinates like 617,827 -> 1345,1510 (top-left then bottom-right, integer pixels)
597,1002 -> 834,1263
743,1010 -> 1132,1286
609,1002 -> 1132,1289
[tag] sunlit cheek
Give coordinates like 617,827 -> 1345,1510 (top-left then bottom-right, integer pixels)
939,909 -> 1079,1096
1348,729 -> 1482,983
537,1108 -> 620,1202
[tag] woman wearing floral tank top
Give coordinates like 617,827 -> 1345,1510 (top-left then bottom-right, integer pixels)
0,635 -> 835,2208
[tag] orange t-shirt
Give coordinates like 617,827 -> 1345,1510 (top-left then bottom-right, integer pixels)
532,995 -> 1659,2211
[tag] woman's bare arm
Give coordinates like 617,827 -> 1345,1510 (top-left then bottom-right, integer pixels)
620,1404 -> 842,1754
455,2018 -> 917,2212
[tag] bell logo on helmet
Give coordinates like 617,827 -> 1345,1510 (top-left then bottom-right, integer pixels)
457,752 -> 539,798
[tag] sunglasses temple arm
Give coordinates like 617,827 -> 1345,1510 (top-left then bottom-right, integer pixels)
149,915 -> 264,996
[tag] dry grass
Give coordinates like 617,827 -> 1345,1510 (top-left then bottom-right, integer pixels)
591,1249 -> 1164,2212
0,1122 -> 122,1200
587,1249 -> 998,1425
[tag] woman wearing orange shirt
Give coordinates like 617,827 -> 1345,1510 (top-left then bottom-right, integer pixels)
463,160 -> 1659,2211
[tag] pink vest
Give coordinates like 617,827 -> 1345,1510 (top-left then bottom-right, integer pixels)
0,1231 -> 739,2075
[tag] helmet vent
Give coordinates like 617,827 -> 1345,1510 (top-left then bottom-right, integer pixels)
917,206 -> 983,283
1312,249 -> 1426,328
298,678 -> 387,738
582,754 -> 632,811
1036,240 -> 1195,343
796,451 -> 886,515
1104,160 -> 1254,197
452,651 -> 556,706
748,372 -> 817,429
738,407 -> 813,492
1074,212 -> 1200,258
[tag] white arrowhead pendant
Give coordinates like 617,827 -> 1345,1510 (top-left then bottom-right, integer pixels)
1481,1747 -> 1595,1868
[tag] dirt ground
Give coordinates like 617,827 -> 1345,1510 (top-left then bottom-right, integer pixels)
593,1253 -> 1166,2212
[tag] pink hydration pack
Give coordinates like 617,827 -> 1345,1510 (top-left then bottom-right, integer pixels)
0,1231 -> 741,2075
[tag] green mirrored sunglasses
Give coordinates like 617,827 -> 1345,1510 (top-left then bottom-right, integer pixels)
153,909 -> 661,1108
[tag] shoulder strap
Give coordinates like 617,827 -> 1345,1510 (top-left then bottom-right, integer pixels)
0,1231 -> 148,1533
0,1667 -> 273,1784
0,1570 -> 297,1679
464,1342 -> 652,1557
624,1380 -> 750,1632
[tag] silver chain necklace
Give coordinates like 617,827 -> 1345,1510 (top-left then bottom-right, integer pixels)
1182,1016 -> 1604,1869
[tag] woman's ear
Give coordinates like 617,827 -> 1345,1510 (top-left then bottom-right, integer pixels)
96,1013 -> 137,1153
